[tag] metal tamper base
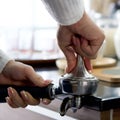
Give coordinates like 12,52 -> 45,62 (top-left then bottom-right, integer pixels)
59,55 -> 99,96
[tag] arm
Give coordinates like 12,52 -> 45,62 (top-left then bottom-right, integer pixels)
0,50 -> 51,107
42,0 -> 105,72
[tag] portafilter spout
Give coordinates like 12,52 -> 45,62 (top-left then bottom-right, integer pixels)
59,55 -> 98,96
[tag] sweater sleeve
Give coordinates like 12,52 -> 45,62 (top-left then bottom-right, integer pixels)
0,50 -> 13,73
41,0 -> 84,25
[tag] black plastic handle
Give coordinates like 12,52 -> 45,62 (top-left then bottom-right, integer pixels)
0,84 -> 54,102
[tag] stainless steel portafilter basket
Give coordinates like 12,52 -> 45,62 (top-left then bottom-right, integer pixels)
59,55 -> 98,96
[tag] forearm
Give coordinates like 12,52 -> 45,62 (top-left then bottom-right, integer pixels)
41,0 -> 84,25
0,50 -> 13,73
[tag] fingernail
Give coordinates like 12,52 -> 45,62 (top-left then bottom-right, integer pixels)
43,99 -> 49,104
5,97 -> 10,102
8,87 -> 14,96
88,70 -> 92,73
21,91 -> 28,100
44,80 -> 52,84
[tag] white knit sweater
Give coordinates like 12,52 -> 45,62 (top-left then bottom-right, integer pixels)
41,0 -> 84,25
0,50 -> 12,73
0,0 -> 84,73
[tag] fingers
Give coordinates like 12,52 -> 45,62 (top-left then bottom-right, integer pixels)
20,91 -> 40,105
42,98 -> 51,105
80,37 -> 98,58
62,46 -> 77,73
6,87 -> 27,108
6,87 -> 51,108
6,97 -> 19,108
72,36 -> 97,59
72,36 -> 84,56
83,57 -> 92,72
6,87 -> 39,108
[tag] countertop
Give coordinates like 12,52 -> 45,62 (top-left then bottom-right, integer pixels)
0,60 -> 120,120
34,63 -> 120,112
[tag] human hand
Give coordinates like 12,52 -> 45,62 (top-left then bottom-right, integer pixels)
57,11 -> 105,72
0,60 -> 51,108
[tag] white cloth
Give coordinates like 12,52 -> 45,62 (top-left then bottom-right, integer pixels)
42,0 -> 84,25
0,50 -> 12,73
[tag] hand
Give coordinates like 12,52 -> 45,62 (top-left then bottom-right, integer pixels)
57,11 -> 105,72
0,60 -> 51,108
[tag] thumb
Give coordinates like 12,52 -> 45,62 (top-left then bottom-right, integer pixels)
25,67 -> 51,87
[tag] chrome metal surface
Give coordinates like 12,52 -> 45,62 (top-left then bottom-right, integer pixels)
59,96 -> 82,116
59,55 -> 98,96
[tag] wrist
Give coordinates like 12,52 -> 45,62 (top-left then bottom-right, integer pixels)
67,11 -> 89,34
2,60 -> 15,75
67,11 -> 105,41
0,50 -> 14,73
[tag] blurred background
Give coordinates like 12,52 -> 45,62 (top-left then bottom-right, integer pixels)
0,0 -> 120,61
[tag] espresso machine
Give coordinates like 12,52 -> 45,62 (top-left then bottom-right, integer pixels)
0,55 -> 98,116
